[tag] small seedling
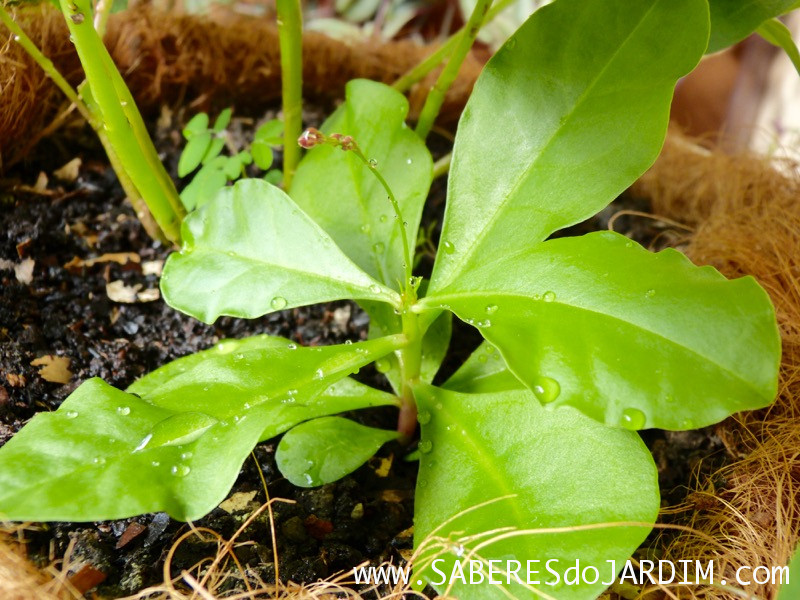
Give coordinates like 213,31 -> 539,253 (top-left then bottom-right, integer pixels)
177,110 -> 284,210
0,1 -> 789,599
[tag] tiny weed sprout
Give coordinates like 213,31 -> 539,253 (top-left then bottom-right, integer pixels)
0,0 -> 791,598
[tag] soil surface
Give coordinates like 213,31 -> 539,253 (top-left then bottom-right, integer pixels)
0,120 -> 724,598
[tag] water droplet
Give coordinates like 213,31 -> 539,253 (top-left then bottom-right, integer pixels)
442,240 -> 455,254
478,355 -> 488,363
287,343 -> 297,350
234,353 -> 245,360
379,214 -> 388,223
360,224 -> 371,234
406,158 -> 412,165
369,284 -> 381,294
151,460 -> 160,467
181,451 -> 193,460
13,35 -> 20,42
625,240 -> 633,248
368,158 -> 378,168
93,457 -> 106,465
243,402 -> 251,409
485,304 -> 498,314
506,37 -> 517,49
171,464 -> 191,477
532,377 -> 561,404
680,418 -> 694,429
372,242 -> 385,254
486,345 -> 495,354
64,410 -> 79,419
543,291 -> 556,302
417,411 -> 431,425
418,440 -> 433,454
645,289 -> 656,298
134,433 -> 153,452
313,369 -> 324,380
620,408 -> 646,430
271,296 -> 287,310
344,339 -> 353,345
303,473 -> 315,485
476,319 -> 491,328
117,406 -> 131,416
120,101 -> 128,107
375,358 -> 391,373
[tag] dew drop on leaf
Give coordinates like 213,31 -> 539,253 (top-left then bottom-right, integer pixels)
171,464 -> 191,477
313,369 -> 324,380
442,241 -> 455,254
287,343 -> 297,350
419,440 -> 433,454
532,377 -> 561,404
417,411 -> 431,425
181,451 -> 193,460
64,410 -> 78,419
117,406 -> 131,416
369,284 -> 381,294
620,408 -> 646,430
543,291 -> 556,302
372,242 -> 385,254
485,304 -> 498,314
379,214 -> 388,223
270,296 -> 288,310
360,224 -> 371,234
375,358 -> 391,373
93,457 -> 106,465
645,289 -> 656,298
151,461 -> 160,467
145,412 -> 218,448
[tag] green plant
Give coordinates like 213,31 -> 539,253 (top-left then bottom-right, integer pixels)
177,110 -> 284,210
0,1 -> 786,599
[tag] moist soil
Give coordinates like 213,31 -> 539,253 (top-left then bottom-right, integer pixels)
1,118 -> 724,598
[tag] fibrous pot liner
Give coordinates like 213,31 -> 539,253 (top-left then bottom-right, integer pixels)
635,132 -> 800,599
0,4 -> 481,169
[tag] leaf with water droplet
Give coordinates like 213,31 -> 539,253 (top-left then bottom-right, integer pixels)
425,230 -> 780,430
276,417 -> 398,487
162,179 -> 400,324
290,79 -> 433,288
413,383 -> 658,600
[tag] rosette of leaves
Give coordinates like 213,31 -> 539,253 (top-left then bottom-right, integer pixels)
0,1 -> 781,598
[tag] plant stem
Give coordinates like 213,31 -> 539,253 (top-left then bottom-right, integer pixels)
276,0 -> 303,190
415,0 -> 493,139
433,152 -> 452,179
397,296 -> 422,440
393,0 -> 514,93
93,0 -> 114,37
62,0 -> 185,244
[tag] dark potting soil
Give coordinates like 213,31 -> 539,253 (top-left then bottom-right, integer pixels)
0,121 -> 724,598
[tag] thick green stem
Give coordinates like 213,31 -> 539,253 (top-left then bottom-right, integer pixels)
393,0 -> 513,93
415,0 -> 493,139
62,0 -> 185,244
276,0 -> 303,190
397,292 -> 422,440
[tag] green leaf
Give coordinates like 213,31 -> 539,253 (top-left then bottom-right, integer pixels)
779,545 -> 800,599
291,79 -> 433,288
412,384 -> 659,600
264,169 -> 283,186
182,112 -> 209,139
212,107 -> 233,133
162,179 -> 401,324
443,341 -> 523,394
224,155 -> 245,180
424,231 -> 781,430
276,416 -> 398,487
0,336 -> 403,522
252,141 -> 274,170
429,0 -> 709,292
178,160 -> 227,211
178,132 -> 213,177
201,137 -> 226,165
708,0 -> 798,53
757,18 -> 800,75
254,118 -> 283,144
